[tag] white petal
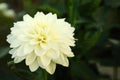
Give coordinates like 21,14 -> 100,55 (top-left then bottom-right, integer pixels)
34,12 -> 45,23
23,14 -> 33,22
17,35 -> 29,42
46,13 -> 57,24
16,46 -> 25,56
45,62 -> 56,74
64,51 -> 74,57
6,34 -> 14,43
40,43 -> 50,50
46,49 -> 59,59
34,12 -> 45,19
54,54 -> 69,67
9,48 -> 17,54
29,60 -> 39,72
14,56 -> 25,63
9,48 -> 17,58
25,52 -> 36,65
65,38 -> 75,46
41,55 -> 51,68
7,34 -> 21,48
37,57 -> 45,68
24,44 -> 34,54
35,46 -> 46,56
29,39 -> 39,45
10,39 -> 21,48
60,45 -> 74,57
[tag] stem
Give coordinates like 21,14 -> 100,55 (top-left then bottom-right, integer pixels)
43,70 -> 47,80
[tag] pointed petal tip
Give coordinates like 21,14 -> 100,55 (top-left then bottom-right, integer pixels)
63,62 -> 69,67
29,61 -> 39,72
45,62 -> 56,75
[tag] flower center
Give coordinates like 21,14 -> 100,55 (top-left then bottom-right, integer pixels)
36,33 -> 47,44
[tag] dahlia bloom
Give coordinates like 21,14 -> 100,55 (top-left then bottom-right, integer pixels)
7,12 -> 75,74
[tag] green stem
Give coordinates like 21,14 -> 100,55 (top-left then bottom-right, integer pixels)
43,70 -> 47,80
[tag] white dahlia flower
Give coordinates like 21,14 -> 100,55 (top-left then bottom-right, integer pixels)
7,12 -> 75,74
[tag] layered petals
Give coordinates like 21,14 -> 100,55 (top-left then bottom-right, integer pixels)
7,12 -> 75,74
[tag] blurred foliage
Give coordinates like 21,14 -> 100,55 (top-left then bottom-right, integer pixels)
0,0 -> 120,80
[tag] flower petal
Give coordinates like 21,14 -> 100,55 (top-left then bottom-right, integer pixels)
35,46 -> 46,56
41,55 -> 51,68
6,34 -> 14,43
25,52 -> 36,65
29,59 -> 39,72
9,48 -> 18,58
60,45 -> 74,57
37,57 -> 45,68
34,12 -> 45,19
24,44 -> 34,54
54,54 -> 69,67
7,34 -> 21,48
16,46 -> 24,56
37,55 -> 51,68
14,56 -> 25,63
45,62 -> 56,74
9,48 -> 17,54
23,14 -> 33,22
34,12 -> 45,24
46,49 -> 59,59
